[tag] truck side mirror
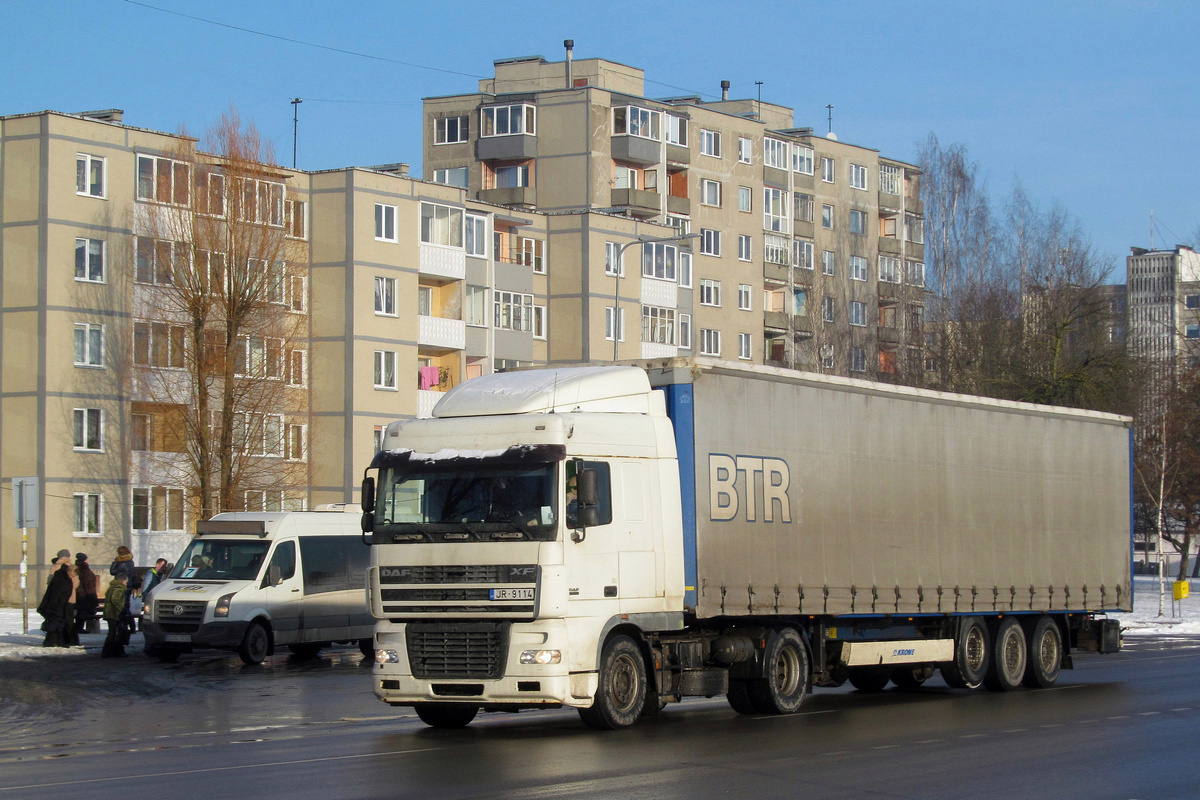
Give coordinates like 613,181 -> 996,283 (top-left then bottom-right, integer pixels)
361,477 -> 376,533
576,468 -> 600,529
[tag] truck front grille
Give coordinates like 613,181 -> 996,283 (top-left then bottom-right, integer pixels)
406,622 -> 508,679
379,565 -> 536,584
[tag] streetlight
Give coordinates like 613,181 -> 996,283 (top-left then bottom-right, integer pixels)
612,232 -> 700,361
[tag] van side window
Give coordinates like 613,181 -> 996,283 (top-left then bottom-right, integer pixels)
299,536 -> 350,594
565,460 -> 613,528
269,541 -> 296,582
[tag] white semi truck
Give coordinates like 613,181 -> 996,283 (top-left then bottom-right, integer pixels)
360,359 -> 1130,729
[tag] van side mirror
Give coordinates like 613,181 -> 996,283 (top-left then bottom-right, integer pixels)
361,477 -> 376,533
269,564 -> 282,587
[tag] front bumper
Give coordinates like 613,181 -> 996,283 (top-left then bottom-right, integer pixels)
143,619 -> 250,652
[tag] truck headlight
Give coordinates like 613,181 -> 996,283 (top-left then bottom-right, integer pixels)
520,649 -> 561,665
213,592 -> 236,618
375,649 -> 399,664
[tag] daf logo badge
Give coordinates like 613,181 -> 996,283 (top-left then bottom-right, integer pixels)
173,604 -> 185,616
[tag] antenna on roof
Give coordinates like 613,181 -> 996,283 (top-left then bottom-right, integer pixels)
826,104 -> 834,136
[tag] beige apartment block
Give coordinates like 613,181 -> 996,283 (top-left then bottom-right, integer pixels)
423,50 -> 927,377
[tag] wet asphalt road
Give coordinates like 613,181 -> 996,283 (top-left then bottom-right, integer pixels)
1,635 -> 1199,800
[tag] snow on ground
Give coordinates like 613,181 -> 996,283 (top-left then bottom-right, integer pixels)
1,575 -> 1197,662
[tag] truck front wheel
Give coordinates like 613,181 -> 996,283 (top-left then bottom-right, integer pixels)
414,703 -> 478,729
941,616 -> 990,689
579,635 -> 647,730
747,628 -> 810,714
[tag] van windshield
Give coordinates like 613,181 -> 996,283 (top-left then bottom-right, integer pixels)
170,539 -> 270,581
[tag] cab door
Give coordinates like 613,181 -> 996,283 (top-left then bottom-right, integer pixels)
261,540 -> 303,645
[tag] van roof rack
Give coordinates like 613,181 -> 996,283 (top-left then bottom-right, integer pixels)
195,520 -> 268,537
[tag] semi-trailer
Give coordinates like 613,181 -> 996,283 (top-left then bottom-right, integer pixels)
360,359 -> 1129,729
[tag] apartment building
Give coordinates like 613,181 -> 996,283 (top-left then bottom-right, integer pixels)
423,50 -> 927,377
1126,245 -> 1200,374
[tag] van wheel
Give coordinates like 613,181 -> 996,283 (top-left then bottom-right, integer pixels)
746,628 -> 809,714
414,703 -> 478,729
1022,616 -> 1062,688
579,635 -> 647,730
941,616 -> 990,689
288,643 -> 322,659
239,622 -> 270,665
359,638 -> 374,658
155,648 -> 182,663
985,617 -> 1027,692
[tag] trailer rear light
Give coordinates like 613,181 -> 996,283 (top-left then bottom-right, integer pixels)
376,649 -> 399,664
520,649 -> 561,665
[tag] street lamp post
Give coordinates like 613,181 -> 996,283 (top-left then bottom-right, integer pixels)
612,232 -> 700,362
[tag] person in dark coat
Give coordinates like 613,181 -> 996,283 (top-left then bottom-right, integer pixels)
37,549 -> 73,647
74,553 -> 100,634
101,573 -> 128,658
110,546 -> 137,642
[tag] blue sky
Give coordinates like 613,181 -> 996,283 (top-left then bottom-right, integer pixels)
5,0 -> 1197,275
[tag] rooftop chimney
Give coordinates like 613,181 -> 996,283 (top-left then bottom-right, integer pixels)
720,81 -> 730,101
565,40 -> 574,88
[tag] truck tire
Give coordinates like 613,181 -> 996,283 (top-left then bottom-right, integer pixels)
940,616 -> 989,689
726,680 -> 758,715
359,638 -> 374,658
746,628 -> 809,714
579,635 -> 648,730
984,616 -> 1027,692
1022,615 -> 1062,689
848,666 -> 891,692
414,703 -> 478,729
238,621 -> 271,665
891,665 -> 936,689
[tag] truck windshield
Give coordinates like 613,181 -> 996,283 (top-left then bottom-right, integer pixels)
374,462 -> 557,543
169,539 -> 270,581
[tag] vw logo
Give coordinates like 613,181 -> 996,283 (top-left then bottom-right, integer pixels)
173,604 -> 185,616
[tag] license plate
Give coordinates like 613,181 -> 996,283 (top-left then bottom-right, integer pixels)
165,634 -> 191,643
490,587 -> 534,601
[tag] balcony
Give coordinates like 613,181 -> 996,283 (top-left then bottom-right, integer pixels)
879,237 -> 903,256
478,186 -> 536,207
667,194 -> 691,215
764,262 -> 790,285
476,135 -> 536,161
417,389 -> 445,419
763,166 -> 789,189
419,243 -> 466,281
641,342 -> 677,359
418,315 -> 465,353
879,191 -> 903,215
611,135 -> 661,166
877,325 -> 901,345
878,280 -> 903,301
611,187 -> 660,216
764,310 -> 789,331
666,143 -> 690,165
906,195 -> 924,214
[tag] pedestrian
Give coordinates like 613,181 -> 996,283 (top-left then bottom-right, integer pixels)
37,549 -> 73,647
141,558 -> 169,598
62,564 -> 81,647
110,546 -> 136,641
74,553 -> 100,634
101,573 -> 128,658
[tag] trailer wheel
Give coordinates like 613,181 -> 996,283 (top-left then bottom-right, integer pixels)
238,621 -> 271,665
891,665 -> 936,689
726,680 -> 758,715
414,703 -> 478,729
848,666 -> 891,692
579,635 -> 647,730
984,616 -> 1027,691
940,616 -> 990,689
1022,616 -> 1062,689
747,628 -> 810,714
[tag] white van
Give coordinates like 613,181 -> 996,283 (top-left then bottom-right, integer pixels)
142,510 -> 372,664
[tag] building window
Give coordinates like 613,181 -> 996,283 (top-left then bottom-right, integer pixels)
374,351 -> 397,390
700,179 -> 722,207
849,163 -> 868,190
700,328 -> 721,356
73,408 -> 103,451
232,336 -> 284,379
1187,325 -> 1200,340
136,155 -> 190,205
1187,295 -> 1200,310
434,167 -> 469,188
794,289 -> 808,317
880,216 -> 898,238
850,301 -> 867,327
495,291 -> 534,331
533,305 -> 546,339
666,215 -> 690,235
233,177 -> 285,226
738,284 -> 752,311
700,129 -> 722,158
738,235 -> 752,262
821,344 -> 835,369
74,238 -> 105,283
822,296 -> 835,323
879,256 -> 901,283
641,305 -> 676,345
605,242 -> 625,277
666,115 -> 688,146
763,188 -> 789,233
613,106 -> 661,139
74,493 -> 102,536
375,276 -> 396,316
905,213 -> 925,244
793,145 -> 814,175
420,203 -> 464,247
679,313 -> 692,349
286,199 -> 305,239
495,163 -> 531,188
763,138 -> 788,169
482,103 -> 536,136
435,115 -> 469,144
74,323 -> 104,368
851,256 -> 869,281
738,332 -> 752,360
738,186 -> 752,213
700,229 -> 721,257
76,153 -> 105,198
906,260 -> 925,287
134,237 -> 180,286
465,285 -> 488,326
738,136 -> 752,164
700,279 -> 721,307
132,487 -> 186,531
763,234 -> 788,266
794,193 -> 814,222
678,252 -> 692,288
133,322 -> 186,369
518,237 -> 545,273
849,209 -> 867,235
287,349 -> 307,386
821,157 -> 835,183
375,204 -> 397,242
822,250 -> 836,276
642,242 -> 678,281
821,204 -> 834,229
606,307 -> 625,342
849,346 -> 867,372
793,239 -> 814,270
880,164 -> 902,195
461,214 -> 486,257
